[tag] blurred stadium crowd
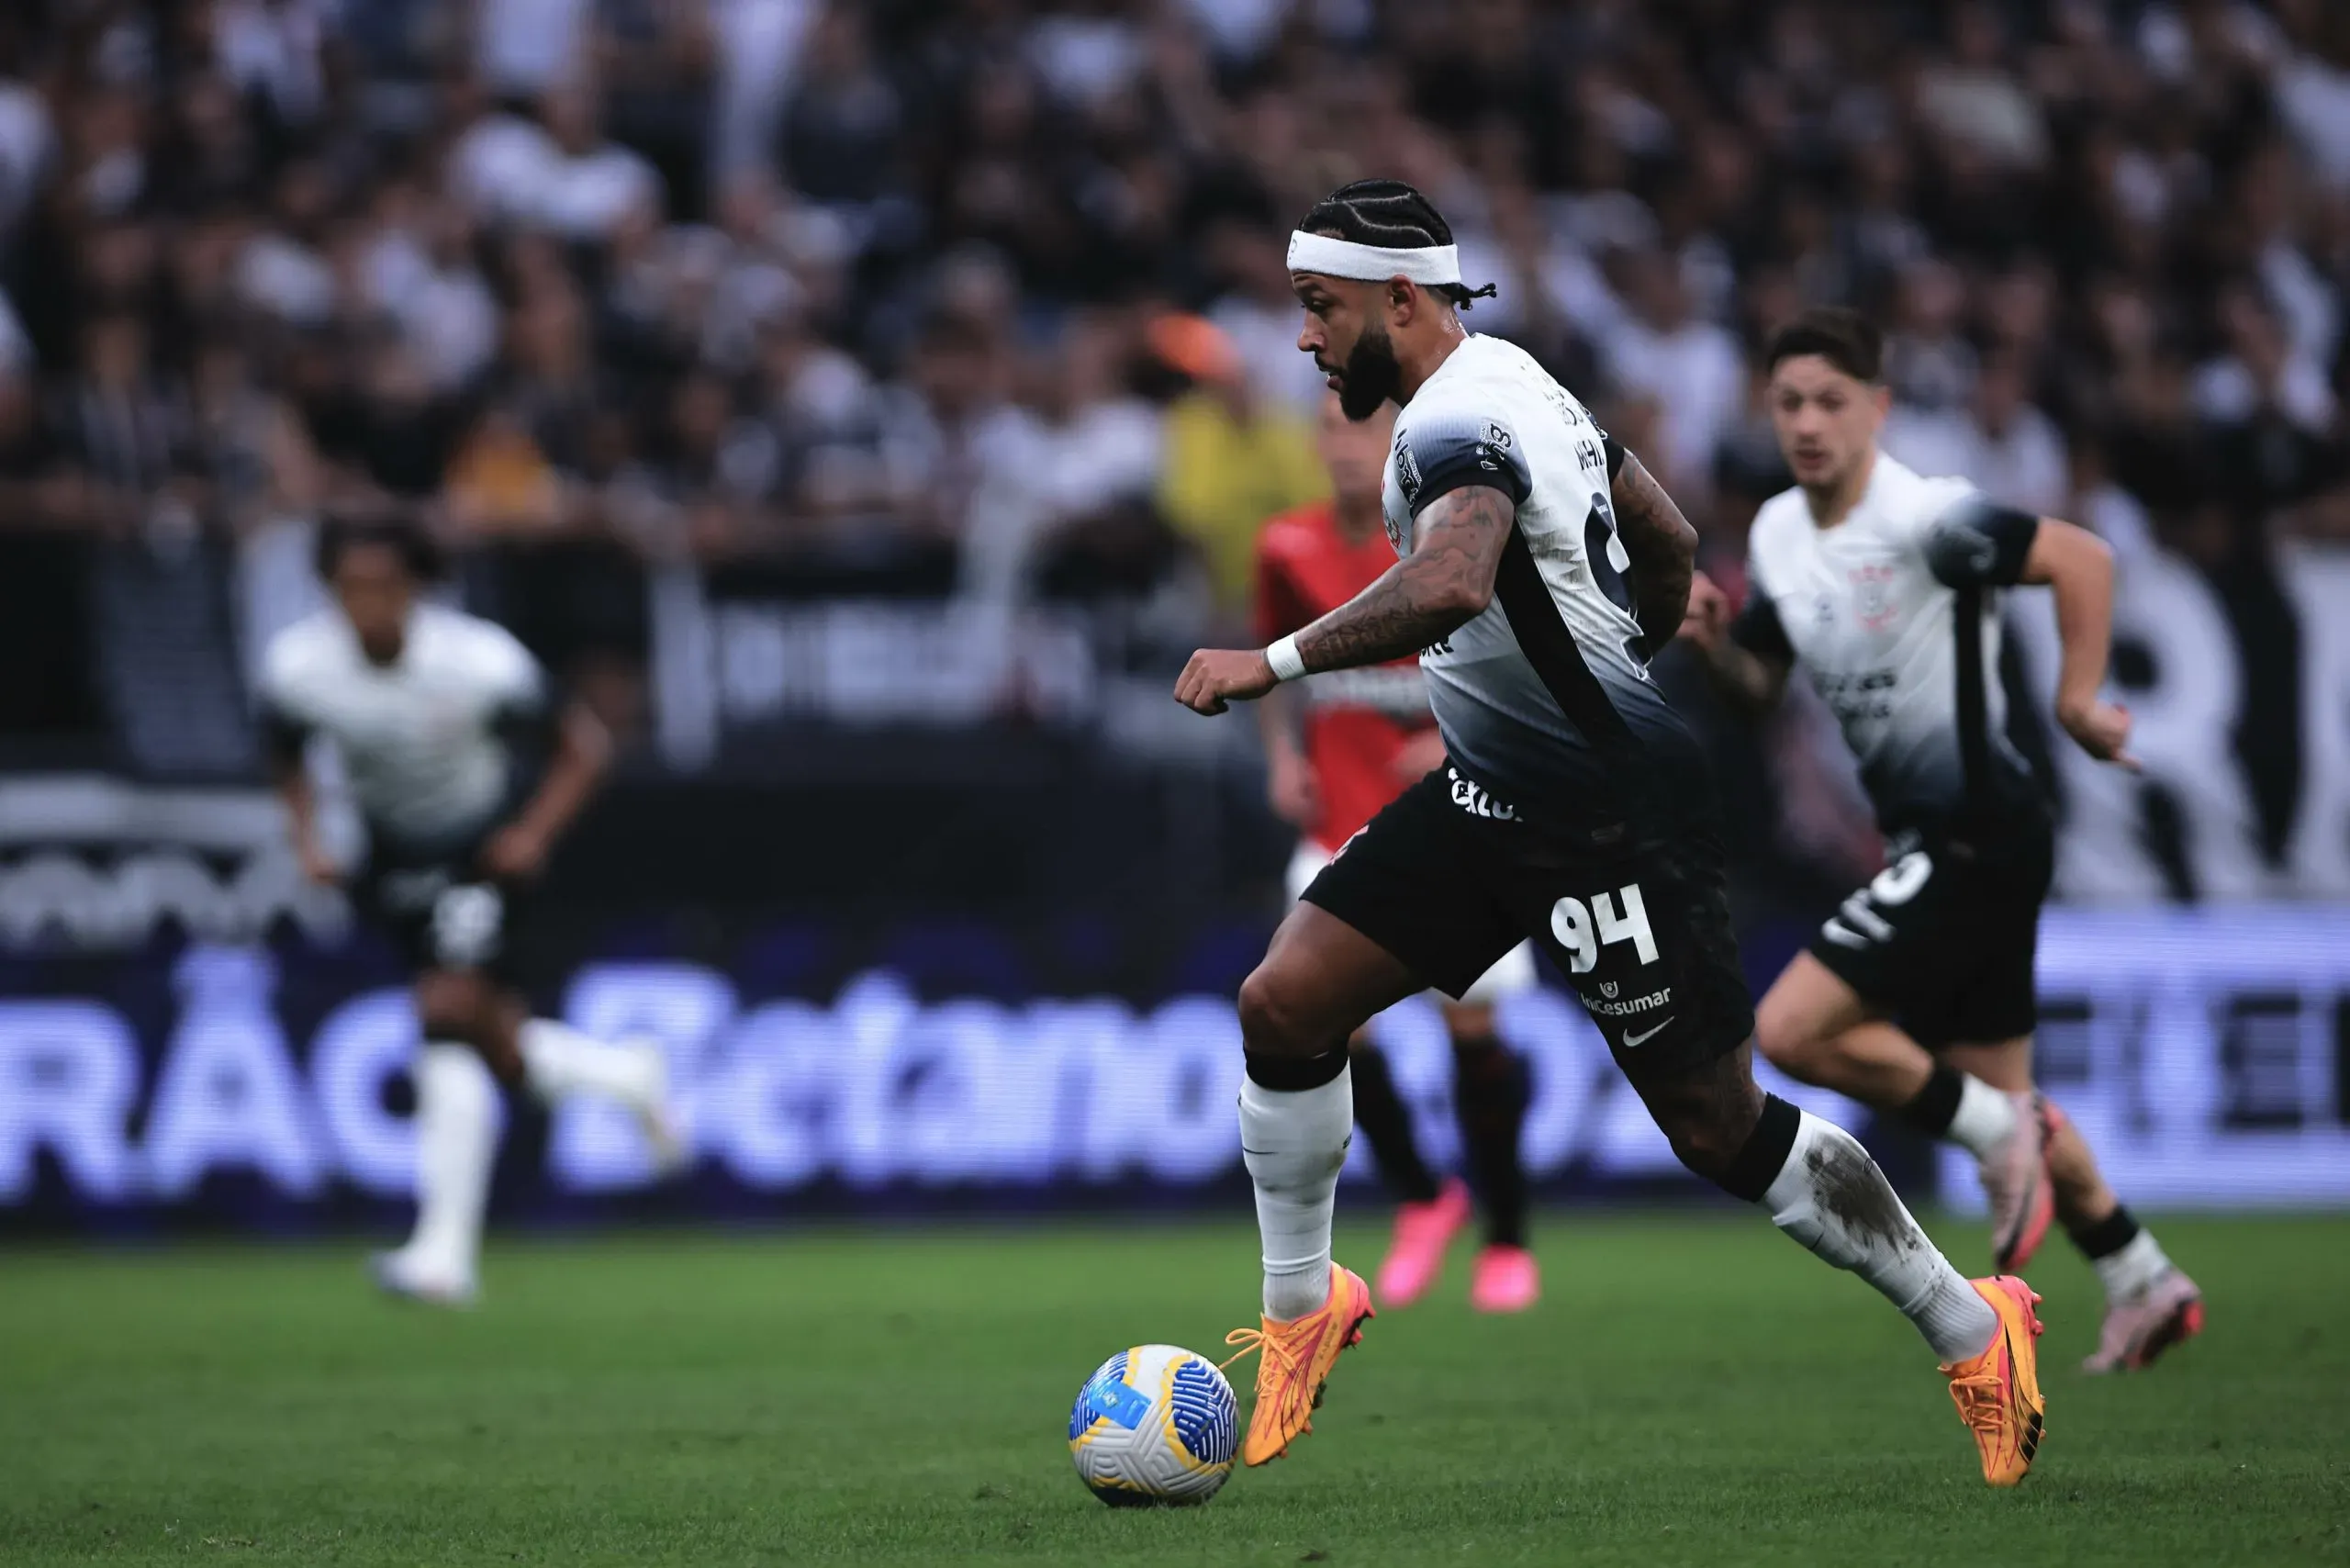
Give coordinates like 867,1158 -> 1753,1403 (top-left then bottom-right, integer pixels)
0,1 -> 2346,852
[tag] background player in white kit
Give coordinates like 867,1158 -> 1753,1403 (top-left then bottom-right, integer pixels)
1681,308 -> 2202,1372
1177,181 -> 2047,1487
261,516 -> 682,1305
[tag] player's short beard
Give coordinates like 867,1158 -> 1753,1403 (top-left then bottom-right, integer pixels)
1335,322 -> 1402,421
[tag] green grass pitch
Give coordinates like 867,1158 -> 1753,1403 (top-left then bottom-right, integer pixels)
2,1213 -> 2344,1566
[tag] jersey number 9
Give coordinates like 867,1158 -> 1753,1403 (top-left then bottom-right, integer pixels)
431,885 -> 506,969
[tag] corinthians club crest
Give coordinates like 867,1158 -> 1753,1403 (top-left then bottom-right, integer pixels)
1849,562 -> 1898,632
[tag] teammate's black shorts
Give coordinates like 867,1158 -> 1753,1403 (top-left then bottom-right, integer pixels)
354,829 -> 533,983
1807,810 -> 2053,1047
1302,765 -> 1754,1080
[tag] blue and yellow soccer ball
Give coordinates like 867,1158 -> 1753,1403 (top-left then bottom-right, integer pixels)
1067,1344 -> 1238,1506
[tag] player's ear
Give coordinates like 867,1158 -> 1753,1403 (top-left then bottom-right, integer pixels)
1870,382 -> 1893,419
1388,276 -> 1415,322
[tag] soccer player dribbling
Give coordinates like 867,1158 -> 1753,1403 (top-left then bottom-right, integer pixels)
1256,390 -> 1542,1315
1680,307 -> 2202,1373
263,515 -> 685,1305
1177,179 -> 2044,1486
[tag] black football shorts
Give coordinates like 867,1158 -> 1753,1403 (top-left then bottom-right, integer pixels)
1301,765 -> 1754,1081
354,826 -> 533,983
1807,811 -> 2053,1047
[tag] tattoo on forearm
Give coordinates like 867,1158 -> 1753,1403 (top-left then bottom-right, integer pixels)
1610,454 -> 1697,649
1294,486 -> 1514,673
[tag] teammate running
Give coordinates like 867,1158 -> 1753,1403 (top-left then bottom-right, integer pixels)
1679,307 -> 2202,1373
262,515 -> 682,1305
1258,389 -> 1540,1315
1177,180 -> 2043,1487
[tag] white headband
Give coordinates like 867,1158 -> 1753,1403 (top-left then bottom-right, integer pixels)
1286,230 -> 1461,286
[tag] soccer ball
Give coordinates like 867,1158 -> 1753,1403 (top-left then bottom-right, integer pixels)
1067,1344 -> 1239,1506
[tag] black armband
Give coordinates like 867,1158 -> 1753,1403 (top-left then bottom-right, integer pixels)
1601,432 -> 1627,481
1924,496 -> 2039,588
492,692 -> 559,753
1395,410 -> 1533,519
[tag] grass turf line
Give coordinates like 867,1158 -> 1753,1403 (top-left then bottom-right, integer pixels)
0,1215 -> 2343,1566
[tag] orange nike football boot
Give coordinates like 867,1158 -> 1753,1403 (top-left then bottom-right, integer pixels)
1941,1274 -> 2047,1486
1222,1262 -> 1375,1466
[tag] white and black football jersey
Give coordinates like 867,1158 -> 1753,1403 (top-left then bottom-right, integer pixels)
259,604 -> 547,852
1382,334 -> 1702,836
1735,452 -> 2043,835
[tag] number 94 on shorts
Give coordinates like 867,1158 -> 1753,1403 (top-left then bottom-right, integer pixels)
1296,767 -> 1755,1079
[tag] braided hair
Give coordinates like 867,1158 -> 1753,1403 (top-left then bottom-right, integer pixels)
1298,178 -> 1498,310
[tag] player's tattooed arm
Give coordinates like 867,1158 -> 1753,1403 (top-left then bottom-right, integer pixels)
1172,486 -> 1513,715
1292,484 -> 1514,671
1609,451 -> 1698,655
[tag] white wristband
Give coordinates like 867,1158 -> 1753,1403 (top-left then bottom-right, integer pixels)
1264,634 -> 1306,683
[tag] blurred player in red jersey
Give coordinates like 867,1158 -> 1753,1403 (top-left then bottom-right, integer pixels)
1253,391 -> 1542,1314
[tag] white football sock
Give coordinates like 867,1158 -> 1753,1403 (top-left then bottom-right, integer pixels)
1762,1110 -> 1999,1363
1239,1067 -> 1352,1321
1944,1074 -> 2020,1162
2093,1228 -> 2174,1304
402,1043 -> 498,1283
518,1018 -> 662,1110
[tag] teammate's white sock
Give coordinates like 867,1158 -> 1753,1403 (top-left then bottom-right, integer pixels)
1763,1109 -> 2000,1363
2094,1228 -> 2175,1304
1944,1073 -> 2020,1162
1239,1066 -> 1353,1321
401,1043 -> 498,1284
518,1018 -> 662,1110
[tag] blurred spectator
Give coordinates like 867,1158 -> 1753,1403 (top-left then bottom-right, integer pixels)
361,187 -> 501,392
596,0 -> 718,220
1149,313 -> 1322,618
1883,259 -> 1978,414
1916,3 -> 2049,170
751,299 -> 890,525
478,0 -> 596,101
211,0 -> 333,138
872,307 -> 1023,545
1203,218 -> 1326,414
963,308 -> 1162,603
627,364 -> 780,558
2194,283 -> 2336,439
236,159 -> 341,327
1964,351 -> 2071,520
776,5 -> 900,214
341,0 -> 454,135
189,335 -> 321,532
2277,0 -> 2350,191
1603,254 -> 1742,499
1002,310 -> 1161,531
59,311 -> 194,538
